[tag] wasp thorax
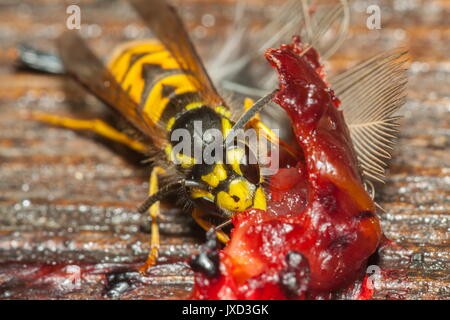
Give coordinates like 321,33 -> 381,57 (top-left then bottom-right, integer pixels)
215,178 -> 256,212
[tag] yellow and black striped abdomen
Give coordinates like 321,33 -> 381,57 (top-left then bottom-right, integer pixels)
108,40 -> 205,127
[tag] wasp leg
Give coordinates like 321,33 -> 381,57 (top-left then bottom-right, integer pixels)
139,166 -> 166,273
192,208 -> 230,244
31,112 -> 147,153
243,98 -> 300,159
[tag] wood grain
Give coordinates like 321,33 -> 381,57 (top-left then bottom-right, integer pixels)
0,0 -> 449,299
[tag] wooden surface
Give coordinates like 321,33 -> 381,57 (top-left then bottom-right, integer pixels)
0,0 -> 449,299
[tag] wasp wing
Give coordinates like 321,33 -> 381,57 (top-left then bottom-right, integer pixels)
129,0 -> 225,107
330,49 -> 409,183
57,31 -> 166,148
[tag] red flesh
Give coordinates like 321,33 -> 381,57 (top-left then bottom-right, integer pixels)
192,37 -> 382,300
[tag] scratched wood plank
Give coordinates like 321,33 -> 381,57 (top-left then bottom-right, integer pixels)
0,0 -> 449,299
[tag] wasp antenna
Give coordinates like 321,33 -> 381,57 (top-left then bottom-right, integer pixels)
225,90 -> 277,145
214,219 -> 232,232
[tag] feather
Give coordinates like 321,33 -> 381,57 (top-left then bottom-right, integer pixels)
215,0 -> 350,96
209,0 -> 307,86
330,49 -> 409,183
309,0 -> 350,60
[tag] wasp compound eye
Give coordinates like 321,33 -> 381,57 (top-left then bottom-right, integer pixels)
279,251 -> 310,299
240,162 -> 260,185
240,144 -> 260,185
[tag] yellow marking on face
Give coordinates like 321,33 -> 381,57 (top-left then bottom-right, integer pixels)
215,106 -> 231,118
221,117 -> 232,139
201,164 -> 227,188
216,179 -> 253,212
175,152 -> 196,168
185,101 -> 204,110
143,74 -> 199,123
191,188 -> 214,201
253,186 -> 267,210
226,147 -> 245,176
166,117 -> 176,131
